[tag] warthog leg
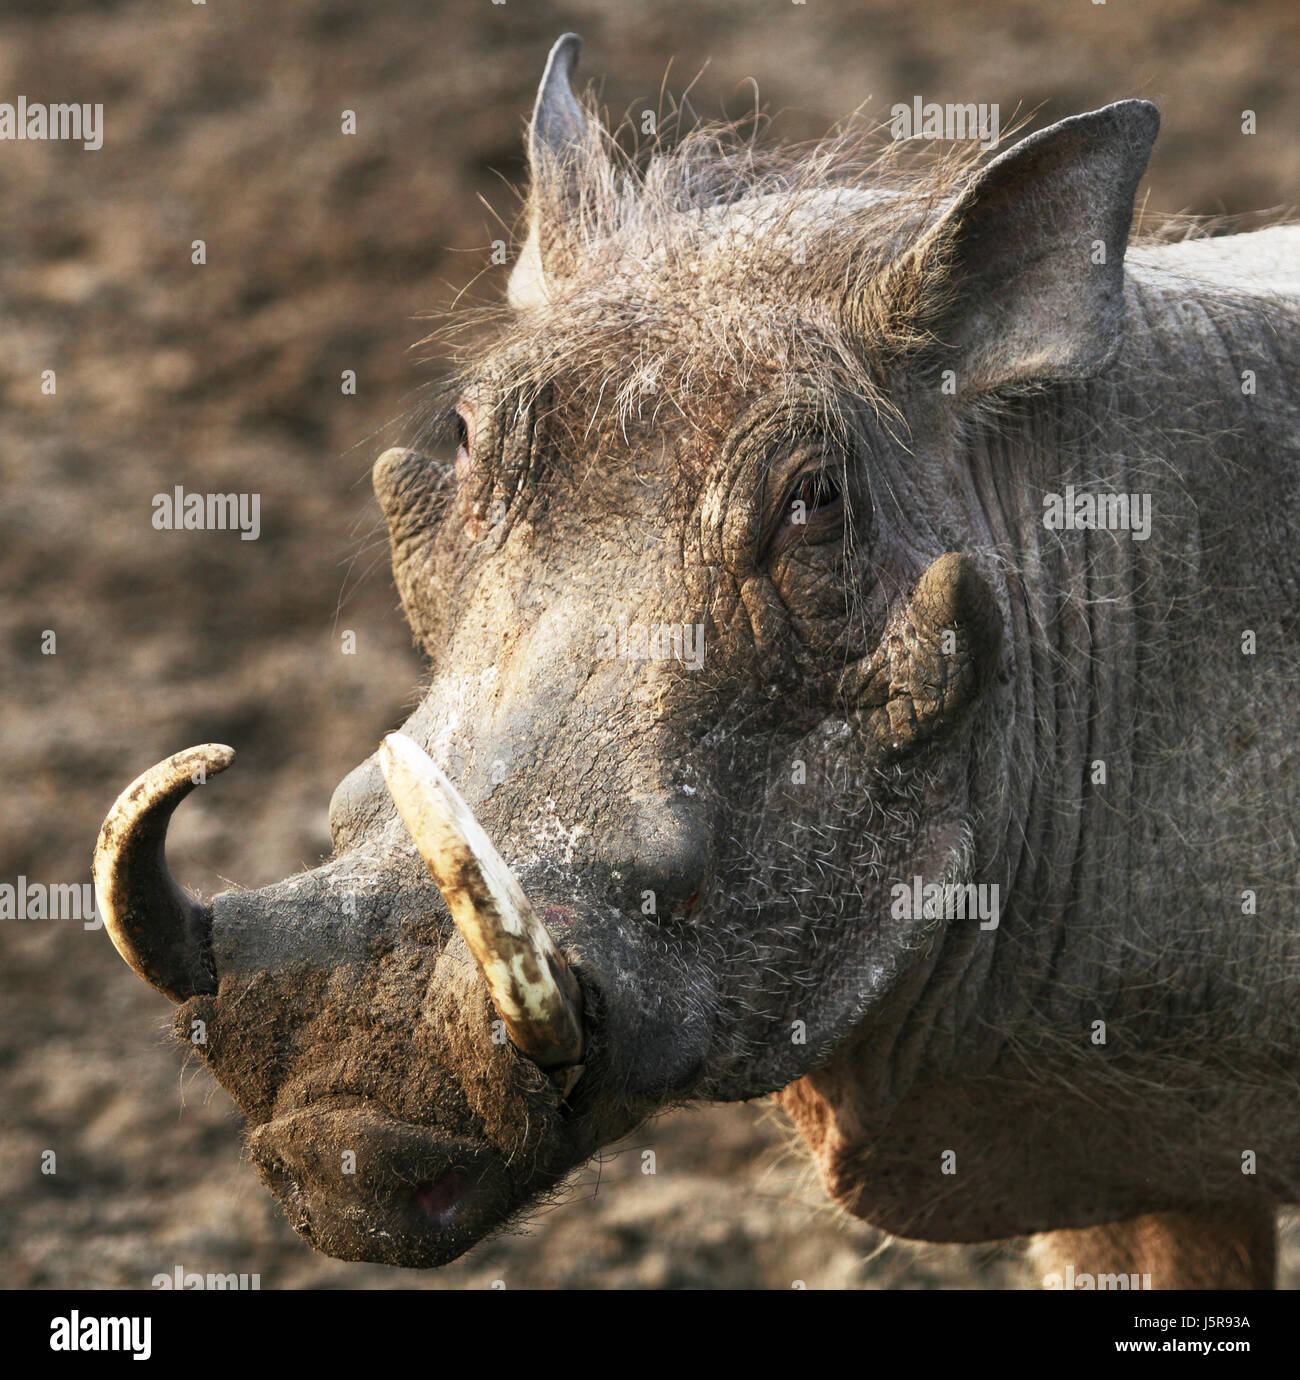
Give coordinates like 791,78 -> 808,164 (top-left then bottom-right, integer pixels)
1029,1205 -> 1277,1289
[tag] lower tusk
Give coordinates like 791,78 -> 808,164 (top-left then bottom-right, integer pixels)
379,732 -> 585,1077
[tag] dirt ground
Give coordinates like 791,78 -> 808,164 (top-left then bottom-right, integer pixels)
1,0 -> 1296,1289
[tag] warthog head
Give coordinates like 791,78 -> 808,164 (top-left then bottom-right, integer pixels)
96,35 -> 1159,1264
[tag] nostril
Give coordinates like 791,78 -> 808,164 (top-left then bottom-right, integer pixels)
415,1171 -> 466,1226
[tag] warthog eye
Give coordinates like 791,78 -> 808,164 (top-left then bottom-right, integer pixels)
767,465 -> 845,557
790,470 -> 841,517
450,404 -> 474,479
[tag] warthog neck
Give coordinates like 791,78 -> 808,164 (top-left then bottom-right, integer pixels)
955,250 -> 1300,1059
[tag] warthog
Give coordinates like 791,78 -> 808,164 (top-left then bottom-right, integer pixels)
96,35 -> 1298,1287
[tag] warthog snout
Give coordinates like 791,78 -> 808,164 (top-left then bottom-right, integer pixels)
248,1099 -> 498,1267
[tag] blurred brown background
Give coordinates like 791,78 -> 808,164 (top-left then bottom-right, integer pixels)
1,0 -> 1296,1288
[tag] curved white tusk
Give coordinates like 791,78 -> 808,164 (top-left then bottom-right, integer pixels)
379,732 -> 584,1075
93,744 -> 235,1001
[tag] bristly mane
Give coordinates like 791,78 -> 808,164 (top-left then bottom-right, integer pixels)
410,108 -> 983,442
408,99 -> 1227,454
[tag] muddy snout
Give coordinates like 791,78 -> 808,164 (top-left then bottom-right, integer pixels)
248,1099 -> 499,1267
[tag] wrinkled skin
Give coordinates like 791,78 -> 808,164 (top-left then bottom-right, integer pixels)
114,37 -> 1299,1277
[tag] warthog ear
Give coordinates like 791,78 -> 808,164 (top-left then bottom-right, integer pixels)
887,100 -> 1159,397
508,33 -> 603,311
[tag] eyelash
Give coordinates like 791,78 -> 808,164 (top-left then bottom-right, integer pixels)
451,407 -> 472,455
783,468 -> 842,521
